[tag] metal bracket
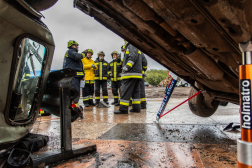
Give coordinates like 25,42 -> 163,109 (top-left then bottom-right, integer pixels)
195,81 -> 215,108
31,70 -> 96,167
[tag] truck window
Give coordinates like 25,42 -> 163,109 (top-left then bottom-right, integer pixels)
9,38 -> 46,121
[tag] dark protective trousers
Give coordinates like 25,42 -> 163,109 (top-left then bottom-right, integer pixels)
140,77 -> 146,108
71,77 -> 81,104
112,81 -> 121,103
95,80 -> 108,103
119,79 -> 141,112
82,83 -> 94,105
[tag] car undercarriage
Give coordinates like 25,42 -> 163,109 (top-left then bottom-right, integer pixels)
74,0 -> 249,110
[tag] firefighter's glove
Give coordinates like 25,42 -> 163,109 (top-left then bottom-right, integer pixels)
118,73 -> 122,76
143,73 -> 147,77
92,64 -> 96,69
122,66 -> 128,73
109,73 -> 112,77
81,53 -> 85,58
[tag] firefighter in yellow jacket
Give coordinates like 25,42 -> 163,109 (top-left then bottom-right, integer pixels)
81,49 -> 98,107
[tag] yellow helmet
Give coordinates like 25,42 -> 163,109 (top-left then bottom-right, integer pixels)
111,51 -> 119,58
87,49 -> 93,55
97,51 -> 105,57
67,40 -> 78,48
124,40 -> 128,45
121,45 -> 125,51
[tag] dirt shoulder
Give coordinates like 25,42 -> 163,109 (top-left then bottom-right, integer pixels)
145,87 -> 191,98
106,87 -> 191,99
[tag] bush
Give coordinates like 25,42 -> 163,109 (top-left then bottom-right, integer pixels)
145,69 -> 168,86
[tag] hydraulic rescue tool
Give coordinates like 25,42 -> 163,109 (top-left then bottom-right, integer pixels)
156,77 -> 202,123
237,41 -> 252,168
156,78 -> 177,123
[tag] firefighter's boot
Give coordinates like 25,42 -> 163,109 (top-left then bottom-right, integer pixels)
89,98 -> 95,106
114,110 -> 128,114
141,102 -> 146,109
129,109 -> 140,113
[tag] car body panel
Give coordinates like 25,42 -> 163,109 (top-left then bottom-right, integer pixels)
0,0 -> 55,145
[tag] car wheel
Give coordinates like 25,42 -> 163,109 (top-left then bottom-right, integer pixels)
188,87 -> 220,117
219,101 -> 228,106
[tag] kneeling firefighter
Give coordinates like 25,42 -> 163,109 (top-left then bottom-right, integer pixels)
81,49 -> 97,107
63,40 -> 85,107
94,51 -> 109,104
114,41 -> 144,114
108,51 -> 122,106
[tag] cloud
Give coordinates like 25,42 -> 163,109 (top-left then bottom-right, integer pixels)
41,1 -> 166,70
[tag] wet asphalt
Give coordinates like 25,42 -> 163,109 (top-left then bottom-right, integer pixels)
31,88 -> 240,167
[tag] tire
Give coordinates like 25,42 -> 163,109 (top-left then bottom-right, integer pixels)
188,87 -> 220,117
184,83 -> 188,87
219,101 -> 228,106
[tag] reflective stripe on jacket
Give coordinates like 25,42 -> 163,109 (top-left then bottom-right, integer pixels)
108,59 -> 122,81
142,53 -> 148,74
63,48 -> 84,77
121,43 -> 144,79
94,59 -> 109,80
22,64 -> 31,81
85,80 -> 94,84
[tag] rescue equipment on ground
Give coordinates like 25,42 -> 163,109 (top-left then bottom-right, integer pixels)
223,122 -> 240,131
39,109 -> 51,116
97,101 -> 110,108
156,78 -> 177,123
156,78 -> 202,123
72,101 -> 83,119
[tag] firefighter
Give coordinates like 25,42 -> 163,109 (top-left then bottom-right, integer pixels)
22,63 -> 31,81
122,45 -> 133,106
140,55 -> 148,109
114,42 -> 144,114
121,45 -> 126,53
83,49 -> 88,56
118,45 -> 126,104
81,49 -> 97,107
94,51 -> 109,104
63,40 -> 85,107
108,51 -> 122,106
16,62 -> 31,118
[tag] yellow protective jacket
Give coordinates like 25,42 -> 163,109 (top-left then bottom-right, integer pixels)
81,57 -> 98,84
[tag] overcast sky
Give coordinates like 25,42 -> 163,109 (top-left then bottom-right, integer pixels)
41,1 -> 166,70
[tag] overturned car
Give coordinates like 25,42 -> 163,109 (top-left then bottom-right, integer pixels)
74,0 -> 249,117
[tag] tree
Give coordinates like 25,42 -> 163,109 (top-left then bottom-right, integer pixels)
145,69 -> 168,86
